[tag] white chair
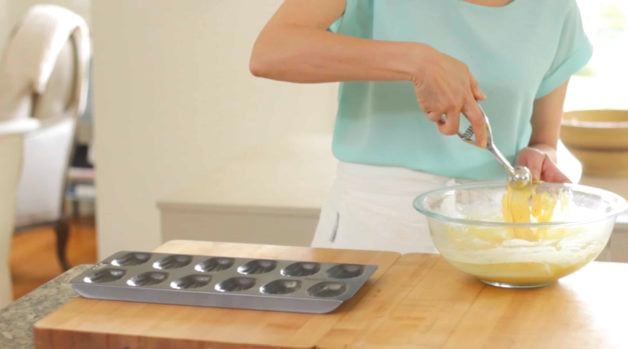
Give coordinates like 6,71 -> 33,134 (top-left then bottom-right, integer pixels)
0,119 -> 39,308
0,5 -> 90,305
12,6 -> 91,271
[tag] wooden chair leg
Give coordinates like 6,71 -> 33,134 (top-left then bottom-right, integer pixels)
54,219 -> 71,271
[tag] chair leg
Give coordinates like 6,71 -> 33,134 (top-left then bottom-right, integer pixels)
54,219 -> 71,271
72,199 -> 80,218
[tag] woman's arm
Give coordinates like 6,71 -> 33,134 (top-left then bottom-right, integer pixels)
250,0 -> 487,146
516,82 -> 570,182
251,0 -> 426,83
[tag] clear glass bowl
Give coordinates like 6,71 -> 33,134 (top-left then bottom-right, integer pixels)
414,182 -> 627,288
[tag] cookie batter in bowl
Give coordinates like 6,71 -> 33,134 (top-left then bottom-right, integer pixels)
415,182 -> 626,288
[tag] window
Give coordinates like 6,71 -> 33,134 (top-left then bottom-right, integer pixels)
565,0 -> 628,111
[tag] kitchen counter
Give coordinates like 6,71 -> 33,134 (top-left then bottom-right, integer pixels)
33,241 -> 628,349
0,265 -> 91,349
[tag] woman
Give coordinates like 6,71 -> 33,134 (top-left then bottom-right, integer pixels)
250,0 -> 592,253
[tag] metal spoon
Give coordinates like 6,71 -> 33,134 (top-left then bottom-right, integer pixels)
454,106 -> 531,188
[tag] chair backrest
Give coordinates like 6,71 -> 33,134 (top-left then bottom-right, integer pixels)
32,38 -> 77,121
0,5 -> 90,122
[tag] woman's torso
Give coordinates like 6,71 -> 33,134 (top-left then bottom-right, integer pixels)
330,0 -> 589,180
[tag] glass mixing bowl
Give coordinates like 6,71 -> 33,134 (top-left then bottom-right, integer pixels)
414,182 -> 627,288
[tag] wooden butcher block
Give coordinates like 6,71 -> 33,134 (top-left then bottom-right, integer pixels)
33,240 -> 400,349
318,254 -> 628,349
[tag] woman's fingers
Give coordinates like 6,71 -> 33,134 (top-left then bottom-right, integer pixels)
518,149 -> 545,181
428,111 -> 460,136
438,110 -> 460,135
462,97 -> 487,148
540,157 -> 571,183
427,111 -> 444,123
469,74 -> 487,101
516,147 -> 570,183
426,101 -> 487,148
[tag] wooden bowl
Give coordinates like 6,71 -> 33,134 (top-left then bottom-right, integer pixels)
561,110 -> 628,176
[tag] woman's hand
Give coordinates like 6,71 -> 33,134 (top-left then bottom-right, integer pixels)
516,145 -> 570,183
411,46 -> 488,147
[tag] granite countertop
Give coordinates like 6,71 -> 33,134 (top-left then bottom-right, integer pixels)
0,265 -> 92,349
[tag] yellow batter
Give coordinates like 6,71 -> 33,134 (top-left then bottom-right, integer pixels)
501,181 -> 561,241
459,181 -> 567,245
439,181 -> 605,287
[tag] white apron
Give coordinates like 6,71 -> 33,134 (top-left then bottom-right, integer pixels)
311,161 -> 466,254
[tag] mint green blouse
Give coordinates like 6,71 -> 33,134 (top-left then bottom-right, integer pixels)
329,0 -> 592,179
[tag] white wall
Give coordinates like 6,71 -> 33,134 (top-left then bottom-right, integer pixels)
0,0 -> 7,53
93,1 -> 337,257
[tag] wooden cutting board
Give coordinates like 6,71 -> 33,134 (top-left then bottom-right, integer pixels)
33,240 -> 400,349
318,254 -> 628,349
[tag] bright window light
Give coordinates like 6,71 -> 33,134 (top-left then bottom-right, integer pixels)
566,0 -> 628,111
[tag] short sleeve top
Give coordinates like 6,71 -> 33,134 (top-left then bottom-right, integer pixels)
330,0 -> 592,179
